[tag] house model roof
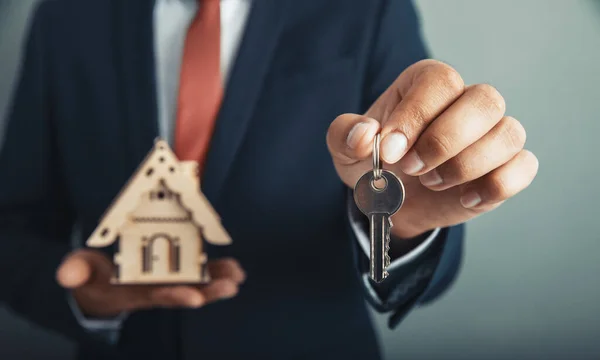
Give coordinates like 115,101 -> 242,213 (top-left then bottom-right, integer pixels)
86,138 -> 231,248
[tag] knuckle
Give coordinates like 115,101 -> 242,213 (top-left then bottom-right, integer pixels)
444,156 -> 474,182
471,84 -> 506,116
414,59 -> 441,68
435,64 -> 465,94
486,173 -> 514,200
400,98 -> 432,128
419,63 -> 465,98
499,116 -> 527,150
421,131 -> 454,158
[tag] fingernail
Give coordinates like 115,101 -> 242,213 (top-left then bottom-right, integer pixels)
399,150 -> 425,174
460,191 -> 482,208
381,132 -> 408,163
419,169 -> 443,186
347,122 -> 371,149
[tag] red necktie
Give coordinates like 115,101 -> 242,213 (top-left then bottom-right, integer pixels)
174,0 -> 222,174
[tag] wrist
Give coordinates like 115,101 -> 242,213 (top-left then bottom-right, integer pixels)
68,291 -> 128,331
72,289 -> 125,319
390,219 -> 431,239
389,226 -> 437,262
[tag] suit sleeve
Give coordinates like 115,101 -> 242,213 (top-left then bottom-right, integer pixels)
0,3 -> 117,351
355,0 -> 466,329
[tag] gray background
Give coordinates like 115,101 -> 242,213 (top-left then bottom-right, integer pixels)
1,0 -> 598,359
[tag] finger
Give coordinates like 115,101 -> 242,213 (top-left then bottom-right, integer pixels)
377,61 -> 465,164
98,284 -> 203,312
148,286 -> 206,308
56,250 -> 112,288
56,255 -> 91,289
207,258 -> 246,284
326,113 -> 380,166
459,149 -> 539,210
420,116 -> 526,191
148,279 -> 239,309
398,84 -> 506,176
198,278 -> 239,303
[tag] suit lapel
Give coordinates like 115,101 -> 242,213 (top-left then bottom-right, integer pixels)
114,0 -> 160,170
201,0 -> 291,203
112,0 -> 291,204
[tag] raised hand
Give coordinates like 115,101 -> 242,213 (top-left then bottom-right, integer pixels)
327,59 -> 538,239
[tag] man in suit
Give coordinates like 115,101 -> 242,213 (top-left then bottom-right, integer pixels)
0,0 -> 538,359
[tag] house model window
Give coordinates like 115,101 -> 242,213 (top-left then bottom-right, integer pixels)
86,139 -> 231,284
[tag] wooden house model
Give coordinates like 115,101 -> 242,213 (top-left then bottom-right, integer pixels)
86,139 -> 231,285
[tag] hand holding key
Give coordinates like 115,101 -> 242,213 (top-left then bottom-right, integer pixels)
354,134 -> 405,282
326,59 -> 538,241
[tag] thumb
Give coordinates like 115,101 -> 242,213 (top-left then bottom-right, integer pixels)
326,113 -> 380,166
56,250 -> 102,289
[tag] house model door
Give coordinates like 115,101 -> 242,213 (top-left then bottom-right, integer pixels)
150,235 -> 170,275
143,234 -> 180,276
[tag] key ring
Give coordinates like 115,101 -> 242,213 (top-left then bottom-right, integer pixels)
373,133 -> 382,180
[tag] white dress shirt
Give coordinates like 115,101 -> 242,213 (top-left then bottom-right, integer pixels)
71,0 -> 441,334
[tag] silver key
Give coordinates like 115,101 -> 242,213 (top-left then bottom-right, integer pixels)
353,134 -> 405,282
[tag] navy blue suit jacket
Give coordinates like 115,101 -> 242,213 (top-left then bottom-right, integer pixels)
0,0 -> 464,359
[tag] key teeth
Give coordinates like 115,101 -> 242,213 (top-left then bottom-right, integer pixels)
384,251 -> 390,269
384,218 -> 392,269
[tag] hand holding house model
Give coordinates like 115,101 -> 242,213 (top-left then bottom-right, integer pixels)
86,139 -> 231,285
